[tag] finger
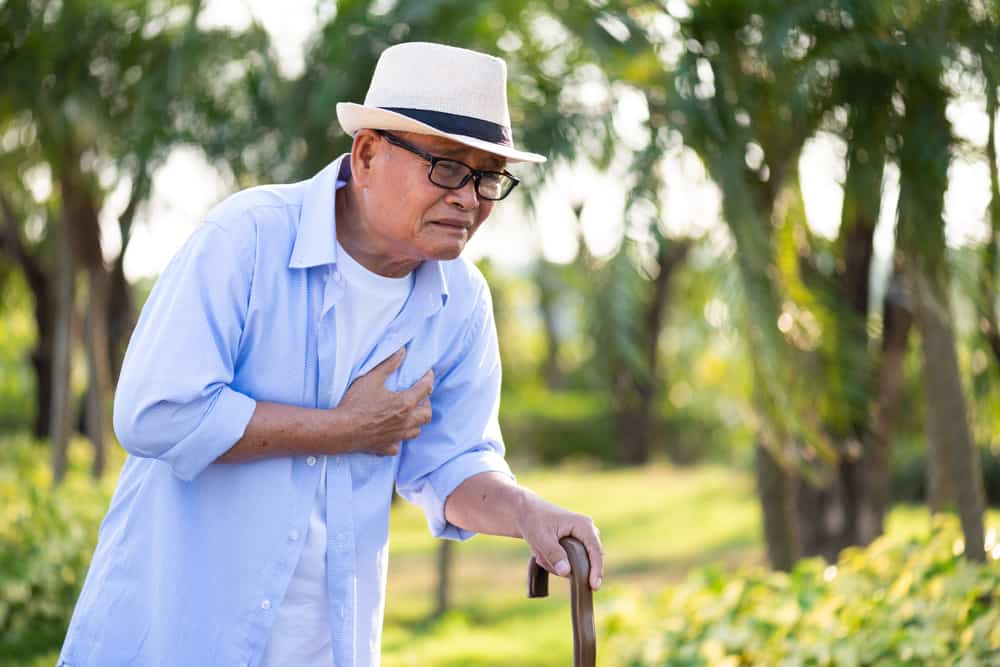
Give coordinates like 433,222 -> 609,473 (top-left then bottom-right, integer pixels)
371,348 -> 406,377
416,404 -> 433,425
403,370 -> 434,404
539,541 -> 571,578
374,442 -> 399,457
575,526 -> 604,590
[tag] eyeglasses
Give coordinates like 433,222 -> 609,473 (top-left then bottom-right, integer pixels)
376,130 -> 519,201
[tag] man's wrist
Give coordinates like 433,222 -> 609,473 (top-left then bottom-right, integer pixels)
320,404 -> 358,455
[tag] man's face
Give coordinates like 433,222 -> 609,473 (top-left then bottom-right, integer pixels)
355,130 -> 506,263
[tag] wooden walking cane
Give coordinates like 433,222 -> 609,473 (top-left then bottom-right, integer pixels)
527,536 -> 596,667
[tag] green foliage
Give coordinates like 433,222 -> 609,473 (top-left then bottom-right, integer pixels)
0,436 -> 115,659
501,387 -> 615,464
500,384 -> 741,466
606,518 -> 1000,666
0,273 -> 35,431
892,435 -> 1000,508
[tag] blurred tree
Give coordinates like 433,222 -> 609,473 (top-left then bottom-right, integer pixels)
789,2 -> 914,560
644,0 -> 995,565
968,3 -> 1000,371
893,0 -> 986,561
662,0 -> 831,569
0,0 -> 271,479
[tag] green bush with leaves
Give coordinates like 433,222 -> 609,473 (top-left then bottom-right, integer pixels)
605,518 -> 1000,666
0,436 -> 114,659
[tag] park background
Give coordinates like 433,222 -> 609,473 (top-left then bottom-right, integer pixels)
2,0 -> 1000,664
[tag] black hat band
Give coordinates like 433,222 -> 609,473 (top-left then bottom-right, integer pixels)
379,107 -> 512,146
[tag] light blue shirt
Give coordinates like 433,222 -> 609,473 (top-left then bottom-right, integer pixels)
58,155 -> 513,667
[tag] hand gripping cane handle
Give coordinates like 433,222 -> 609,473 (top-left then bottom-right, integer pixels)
527,536 -> 596,667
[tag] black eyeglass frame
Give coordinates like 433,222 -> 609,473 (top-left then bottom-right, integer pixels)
375,130 -> 520,201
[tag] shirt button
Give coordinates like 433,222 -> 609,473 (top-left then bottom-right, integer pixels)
261,599 -> 271,610
289,529 -> 300,541
239,662 -> 248,667
333,271 -> 342,283
306,456 -> 317,466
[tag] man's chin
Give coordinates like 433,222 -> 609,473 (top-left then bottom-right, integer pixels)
424,241 -> 467,261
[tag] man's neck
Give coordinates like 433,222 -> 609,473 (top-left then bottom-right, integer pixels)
334,182 -> 420,278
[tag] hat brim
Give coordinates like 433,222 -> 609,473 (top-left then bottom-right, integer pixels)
336,103 -> 547,164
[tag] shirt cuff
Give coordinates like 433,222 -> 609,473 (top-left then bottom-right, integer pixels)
425,446 -> 514,541
160,386 -> 257,481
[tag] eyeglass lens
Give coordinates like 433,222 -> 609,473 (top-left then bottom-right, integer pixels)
429,160 -> 513,200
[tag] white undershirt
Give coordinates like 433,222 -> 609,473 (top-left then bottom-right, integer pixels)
260,238 -> 413,667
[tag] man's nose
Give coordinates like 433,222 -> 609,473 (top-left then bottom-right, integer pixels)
445,178 -> 479,210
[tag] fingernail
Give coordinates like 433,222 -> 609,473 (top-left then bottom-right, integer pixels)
593,577 -> 602,589
555,560 -> 570,576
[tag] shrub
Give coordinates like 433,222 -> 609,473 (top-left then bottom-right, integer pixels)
0,436 -> 114,659
892,434 -> 1000,507
605,517 -> 1000,666
500,387 -> 738,466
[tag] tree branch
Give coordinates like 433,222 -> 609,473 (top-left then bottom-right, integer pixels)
0,190 -> 46,291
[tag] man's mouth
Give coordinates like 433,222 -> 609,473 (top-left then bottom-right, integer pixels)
430,219 -> 472,231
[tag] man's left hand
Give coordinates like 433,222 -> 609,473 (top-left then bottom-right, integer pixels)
514,493 -> 604,591
443,472 -> 604,591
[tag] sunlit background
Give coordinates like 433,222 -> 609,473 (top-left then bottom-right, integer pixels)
2,1 -> 999,665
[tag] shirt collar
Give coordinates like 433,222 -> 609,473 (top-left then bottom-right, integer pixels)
288,154 -> 449,307
288,155 -> 346,270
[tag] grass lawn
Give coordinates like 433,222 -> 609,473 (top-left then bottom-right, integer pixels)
381,462 -> 762,667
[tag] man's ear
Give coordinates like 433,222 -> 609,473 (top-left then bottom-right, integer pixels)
350,130 -> 380,187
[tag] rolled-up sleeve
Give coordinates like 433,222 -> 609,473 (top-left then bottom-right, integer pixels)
112,220 -> 257,481
395,285 -> 514,540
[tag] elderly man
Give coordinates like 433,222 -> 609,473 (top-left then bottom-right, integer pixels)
58,42 -> 603,666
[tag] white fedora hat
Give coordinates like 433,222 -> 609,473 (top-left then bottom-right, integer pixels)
336,42 -> 546,164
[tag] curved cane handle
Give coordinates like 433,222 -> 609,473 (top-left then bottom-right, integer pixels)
527,536 -> 596,667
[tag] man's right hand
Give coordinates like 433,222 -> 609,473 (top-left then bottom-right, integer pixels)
336,348 -> 434,456
217,348 -> 433,465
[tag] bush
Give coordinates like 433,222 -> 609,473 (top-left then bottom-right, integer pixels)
604,517 -> 1000,666
892,435 -> 1000,507
0,436 -> 114,660
500,387 -> 739,466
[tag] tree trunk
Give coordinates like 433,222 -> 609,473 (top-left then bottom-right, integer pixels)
797,88 -> 896,560
619,237 -> 690,466
0,192 -> 57,439
755,441 -> 799,571
796,470 -> 844,561
106,164 -> 148,383
894,69 -> 984,561
106,252 -> 135,383
614,370 -> 647,466
535,262 -> 564,391
857,268 -> 913,544
432,540 -> 453,618
59,148 -> 114,475
912,268 -> 985,562
50,223 -> 76,484
83,266 -> 112,478
980,74 -> 1000,368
